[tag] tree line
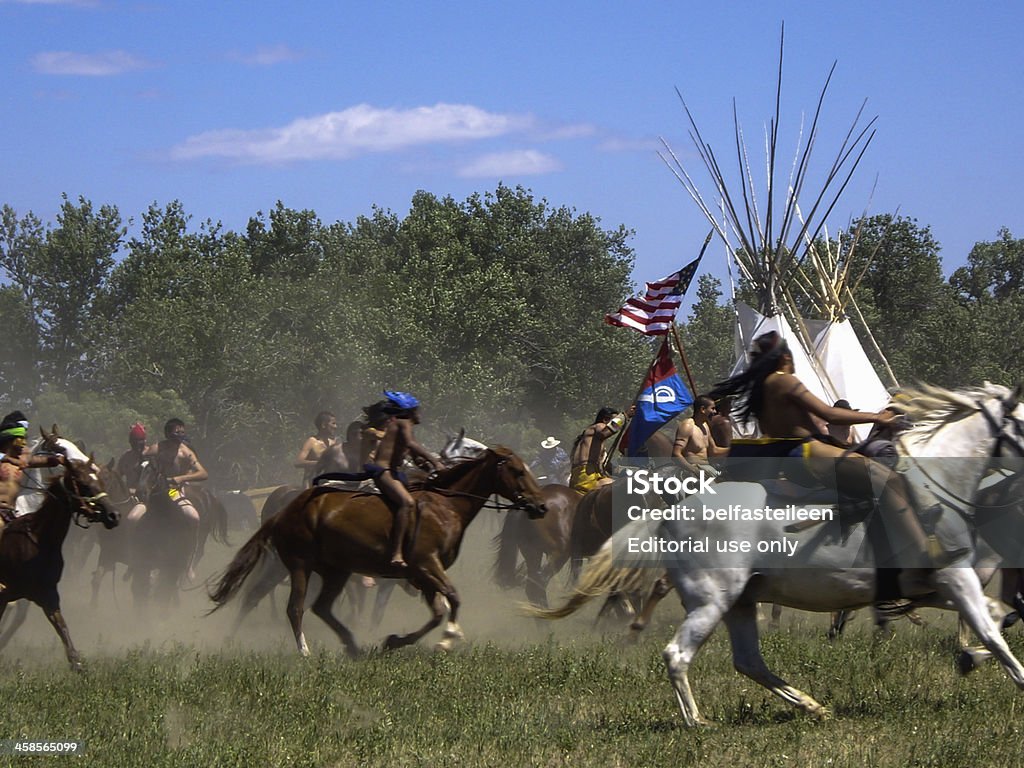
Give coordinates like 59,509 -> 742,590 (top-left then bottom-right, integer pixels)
1,190 -> 1021,487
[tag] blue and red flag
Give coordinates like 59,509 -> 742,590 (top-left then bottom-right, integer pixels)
622,340 -> 693,456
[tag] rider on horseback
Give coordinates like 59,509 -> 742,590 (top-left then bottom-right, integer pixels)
116,422 -> 149,520
362,392 -> 440,568
569,406 -> 632,494
709,331 -> 969,583
294,411 -> 338,486
0,411 -> 64,589
138,418 -> 208,581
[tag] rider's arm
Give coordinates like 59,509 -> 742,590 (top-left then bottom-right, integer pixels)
24,453 -> 64,469
404,428 -> 441,472
172,448 -> 208,485
787,377 -> 894,426
293,437 -> 319,470
672,420 -> 693,460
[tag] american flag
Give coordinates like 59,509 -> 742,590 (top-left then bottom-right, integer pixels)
604,254 -> 703,335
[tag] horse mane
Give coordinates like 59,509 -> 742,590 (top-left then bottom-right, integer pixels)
892,382 -> 1011,439
424,445 -> 513,489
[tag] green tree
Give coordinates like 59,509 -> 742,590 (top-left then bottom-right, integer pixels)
679,274 -> 735,395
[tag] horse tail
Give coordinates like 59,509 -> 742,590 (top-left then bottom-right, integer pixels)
207,517 -> 274,612
525,518 -> 662,620
492,512 -> 524,589
209,494 -> 231,546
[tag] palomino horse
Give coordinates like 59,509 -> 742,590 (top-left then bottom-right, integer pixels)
0,459 -> 119,671
209,444 -> 547,655
529,383 -> 1024,726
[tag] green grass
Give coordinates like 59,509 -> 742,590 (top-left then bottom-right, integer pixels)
3,619 -> 1024,767
2,520 -> 1024,767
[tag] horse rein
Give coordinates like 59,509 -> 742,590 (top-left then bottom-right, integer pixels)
896,394 -> 1024,514
425,454 -> 538,513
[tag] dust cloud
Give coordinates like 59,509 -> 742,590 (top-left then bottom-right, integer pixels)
0,506 -> 609,667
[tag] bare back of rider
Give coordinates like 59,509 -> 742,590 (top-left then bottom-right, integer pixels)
367,411 -> 439,568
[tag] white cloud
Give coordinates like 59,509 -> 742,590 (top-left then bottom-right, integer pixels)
227,44 -> 305,67
32,50 -> 150,76
171,103 -> 535,163
458,149 -> 562,178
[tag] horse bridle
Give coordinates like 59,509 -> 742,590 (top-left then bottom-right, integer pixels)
896,393 -> 1024,514
428,453 -> 537,512
61,466 -> 112,528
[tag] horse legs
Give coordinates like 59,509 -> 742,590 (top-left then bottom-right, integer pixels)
370,580 -> 397,630
522,548 -> 548,608
630,573 -> 673,633
285,566 -> 312,656
722,602 -> 828,719
310,572 -> 360,659
0,600 -> 30,652
38,593 -> 83,673
383,559 -> 463,652
933,568 -> 1024,688
661,601 -> 727,727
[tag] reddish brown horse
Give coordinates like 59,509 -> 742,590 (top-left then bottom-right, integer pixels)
209,445 -> 547,655
492,483 -> 580,607
0,459 -> 119,671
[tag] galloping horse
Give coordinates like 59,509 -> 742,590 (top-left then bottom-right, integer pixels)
122,466 -> 230,609
209,444 -> 547,655
0,459 -> 119,671
569,429 -> 676,581
247,442 -> 405,626
529,384 -> 1024,726
492,484 -> 580,607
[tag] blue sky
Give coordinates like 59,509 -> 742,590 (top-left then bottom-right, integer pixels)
3,0 -> 1021,304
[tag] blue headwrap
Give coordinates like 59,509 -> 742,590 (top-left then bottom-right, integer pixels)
384,391 -> 419,410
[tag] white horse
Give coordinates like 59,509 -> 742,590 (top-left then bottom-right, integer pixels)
529,383 -> 1024,726
16,432 -> 91,517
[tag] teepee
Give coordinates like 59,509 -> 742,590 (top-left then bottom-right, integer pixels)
660,29 -> 898,438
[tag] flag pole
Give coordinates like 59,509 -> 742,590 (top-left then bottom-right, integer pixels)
669,229 -> 715,397
670,324 -> 698,396
612,338 -> 669,460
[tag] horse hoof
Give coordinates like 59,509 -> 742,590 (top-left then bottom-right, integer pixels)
434,640 -> 452,652
382,634 -> 402,652
957,650 -> 976,676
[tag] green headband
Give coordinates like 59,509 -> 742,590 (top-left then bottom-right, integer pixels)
0,426 -> 27,439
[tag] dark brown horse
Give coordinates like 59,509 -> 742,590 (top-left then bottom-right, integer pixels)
209,446 -> 547,655
492,483 -> 580,607
0,459 -> 119,671
78,459 -> 229,611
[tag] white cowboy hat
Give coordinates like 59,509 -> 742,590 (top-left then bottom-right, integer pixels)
540,436 -> 560,449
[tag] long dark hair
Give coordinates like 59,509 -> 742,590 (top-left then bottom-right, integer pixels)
709,331 -> 790,424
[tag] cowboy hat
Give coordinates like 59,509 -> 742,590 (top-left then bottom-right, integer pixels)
540,436 -> 560,449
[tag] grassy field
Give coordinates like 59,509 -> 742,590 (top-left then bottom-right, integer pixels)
2,514 -> 1024,767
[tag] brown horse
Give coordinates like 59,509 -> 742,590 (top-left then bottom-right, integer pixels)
492,483 -> 580,607
0,459 -> 119,671
209,445 -> 547,655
